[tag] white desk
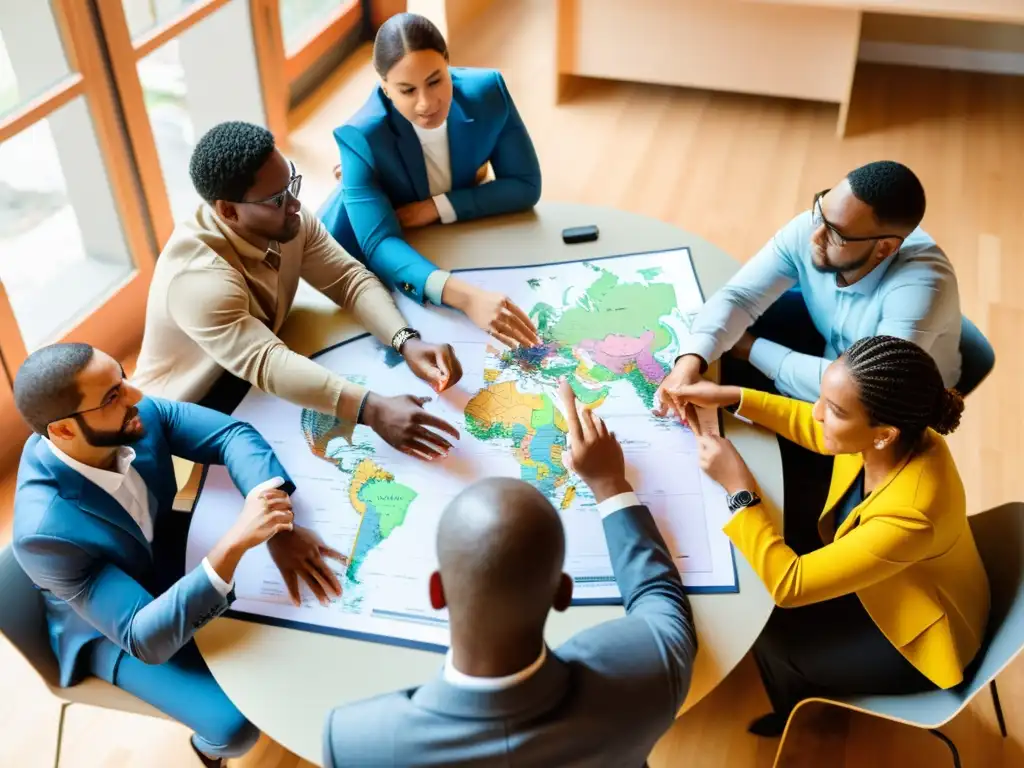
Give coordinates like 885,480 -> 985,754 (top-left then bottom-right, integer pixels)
194,202 -> 784,765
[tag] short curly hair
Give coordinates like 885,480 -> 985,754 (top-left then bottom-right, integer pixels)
189,121 -> 276,204
846,160 -> 926,232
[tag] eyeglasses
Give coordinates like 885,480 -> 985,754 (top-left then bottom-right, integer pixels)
238,161 -> 302,209
811,189 -> 904,248
49,368 -> 128,425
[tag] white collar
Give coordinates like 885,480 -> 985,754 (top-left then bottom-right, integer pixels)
412,119 -> 449,141
442,645 -> 547,691
46,439 -> 137,495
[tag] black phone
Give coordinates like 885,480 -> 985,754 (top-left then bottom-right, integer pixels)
562,225 -> 599,244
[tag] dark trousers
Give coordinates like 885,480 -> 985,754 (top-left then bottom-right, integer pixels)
723,291 -> 936,713
196,371 -> 252,416
720,289 -> 834,555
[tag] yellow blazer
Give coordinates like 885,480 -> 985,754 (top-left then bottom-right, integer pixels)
723,389 -> 990,689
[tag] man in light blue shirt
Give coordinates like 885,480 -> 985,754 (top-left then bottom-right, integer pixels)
658,161 -> 962,553
661,160 -> 961,406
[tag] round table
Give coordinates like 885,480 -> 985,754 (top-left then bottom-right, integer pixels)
194,201 -> 784,765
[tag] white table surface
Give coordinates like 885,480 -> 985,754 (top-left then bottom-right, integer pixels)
194,202 -> 784,765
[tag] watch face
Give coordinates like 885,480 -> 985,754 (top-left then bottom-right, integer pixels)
732,490 -> 753,506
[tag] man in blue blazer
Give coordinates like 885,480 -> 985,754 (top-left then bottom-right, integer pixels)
320,13 -> 542,349
323,380 -> 698,767
12,343 -> 340,767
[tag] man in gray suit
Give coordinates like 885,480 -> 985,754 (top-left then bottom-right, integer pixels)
324,380 -> 698,767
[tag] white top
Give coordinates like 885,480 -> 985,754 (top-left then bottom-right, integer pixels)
46,440 -> 232,596
412,121 -> 457,305
441,492 -> 640,690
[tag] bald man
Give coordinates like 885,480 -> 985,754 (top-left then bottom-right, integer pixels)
324,381 -> 698,767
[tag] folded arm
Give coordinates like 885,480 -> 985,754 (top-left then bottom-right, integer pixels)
335,126 -> 438,304
167,268 -> 369,423
149,396 -> 295,496
445,72 -> 541,221
679,215 -> 803,366
723,500 -> 934,607
17,533 -> 228,665
299,207 -> 408,345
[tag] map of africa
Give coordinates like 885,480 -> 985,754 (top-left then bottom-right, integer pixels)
186,249 -> 737,651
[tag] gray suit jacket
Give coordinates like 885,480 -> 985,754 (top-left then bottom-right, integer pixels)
323,503 -> 698,767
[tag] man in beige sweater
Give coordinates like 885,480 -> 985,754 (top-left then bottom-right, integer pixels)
133,121 -> 462,462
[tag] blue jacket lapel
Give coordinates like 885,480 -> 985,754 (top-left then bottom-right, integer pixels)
390,108 -> 432,202
446,95 -> 476,190
35,439 -> 152,556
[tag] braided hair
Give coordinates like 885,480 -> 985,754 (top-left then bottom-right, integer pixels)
843,335 -> 964,451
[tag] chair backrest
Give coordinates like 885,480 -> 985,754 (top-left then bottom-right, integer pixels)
0,545 -> 61,687
957,315 -> 995,396
958,502 -> 1024,696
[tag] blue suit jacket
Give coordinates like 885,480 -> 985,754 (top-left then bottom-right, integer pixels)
319,67 -> 542,303
12,397 -> 294,686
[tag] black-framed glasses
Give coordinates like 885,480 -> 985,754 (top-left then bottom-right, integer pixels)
812,189 -> 904,248
238,161 -> 302,209
48,367 -> 128,425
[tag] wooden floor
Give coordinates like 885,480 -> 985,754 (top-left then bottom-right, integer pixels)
3,1 -> 1024,765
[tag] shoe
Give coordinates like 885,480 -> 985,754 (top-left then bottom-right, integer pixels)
190,738 -> 225,768
747,712 -> 788,738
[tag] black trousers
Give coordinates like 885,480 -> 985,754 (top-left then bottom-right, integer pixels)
722,290 -> 935,714
720,288 -> 834,555
196,371 -> 252,416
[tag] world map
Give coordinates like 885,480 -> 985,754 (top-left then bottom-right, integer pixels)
302,261 -> 692,587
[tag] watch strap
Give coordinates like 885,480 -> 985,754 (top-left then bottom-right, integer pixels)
391,327 -> 421,353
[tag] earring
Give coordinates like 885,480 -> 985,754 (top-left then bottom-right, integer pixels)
874,440 -> 885,450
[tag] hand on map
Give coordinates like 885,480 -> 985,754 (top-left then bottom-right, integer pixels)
559,380 -> 632,503
267,526 -> 347,606
396,199 -> 440,229
654,380 -> 742,416
228,477 -> 294,550
207,477 -> 294,585
402,338 -> 463,392
442,278 -> 541,348
362,392 -> 461,460
696,435 -> 757,496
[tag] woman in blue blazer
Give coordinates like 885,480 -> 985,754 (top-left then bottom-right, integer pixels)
320,13 -> 541,348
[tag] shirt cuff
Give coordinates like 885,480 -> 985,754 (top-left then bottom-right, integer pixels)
748,337 -> 791,381
423,269 -> 451,306
677,333 -> 718,366
433,194 -> 457,225
597,491 -> 641,519
202,557 -> 234,598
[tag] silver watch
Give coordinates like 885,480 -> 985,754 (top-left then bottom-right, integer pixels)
391,327 -> 421,353
727,489 -> 761,513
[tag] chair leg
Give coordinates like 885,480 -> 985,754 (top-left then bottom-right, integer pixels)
54,701 -> 69,768
928,729 -> 961,768
991,679 -> 1008,738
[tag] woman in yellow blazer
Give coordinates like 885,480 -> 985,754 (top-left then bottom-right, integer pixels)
672,335 -> 990,736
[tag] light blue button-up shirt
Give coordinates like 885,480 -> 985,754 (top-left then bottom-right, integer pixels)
680,211 -> 962,402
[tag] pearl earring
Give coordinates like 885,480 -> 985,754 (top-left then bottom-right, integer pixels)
875,440 -> 885,450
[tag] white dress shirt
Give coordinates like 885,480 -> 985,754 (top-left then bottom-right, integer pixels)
443,490 -> 641,690
45,440 -> 232,596
412,121 -> 457,305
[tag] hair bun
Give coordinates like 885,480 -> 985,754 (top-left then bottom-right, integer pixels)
931,388 -> 964,435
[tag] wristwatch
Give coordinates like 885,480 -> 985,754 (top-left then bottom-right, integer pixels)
391,327 -> 421,354
726,489 -> 762,513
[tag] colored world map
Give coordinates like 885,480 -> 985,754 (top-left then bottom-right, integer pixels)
298,260 -> 691,595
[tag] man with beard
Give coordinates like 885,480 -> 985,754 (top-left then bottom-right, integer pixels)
655,161 -> 961,550
11,343 -> 311,767
132,120 -> 463,463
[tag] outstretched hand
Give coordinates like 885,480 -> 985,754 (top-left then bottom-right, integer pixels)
267,525 -> 347,606
362,393 -> 461,460
402,339 -> 463,393
559,380 -> 631,502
